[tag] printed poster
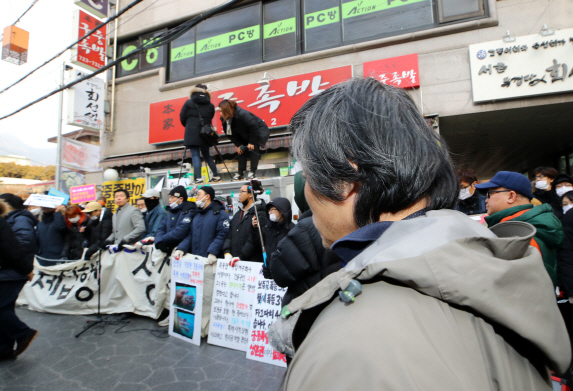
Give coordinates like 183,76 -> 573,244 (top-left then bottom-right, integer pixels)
101,178 -> 146,212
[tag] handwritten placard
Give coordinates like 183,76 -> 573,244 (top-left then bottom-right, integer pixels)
207,260 -> 259,351
70,184 -> 97,204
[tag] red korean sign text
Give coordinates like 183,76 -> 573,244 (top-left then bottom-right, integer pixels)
71,10 -> 106,72
149,65 -> 353,145
363,54 -> 419,89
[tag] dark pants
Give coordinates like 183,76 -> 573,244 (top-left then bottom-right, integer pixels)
189,146 -> 218,180
0,280 -> 31,353
237,145 -> 260,176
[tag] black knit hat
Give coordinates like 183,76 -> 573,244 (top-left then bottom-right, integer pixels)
169,186 -> 187,199
201,186 -> 215,201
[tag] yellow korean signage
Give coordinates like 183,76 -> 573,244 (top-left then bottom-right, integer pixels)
101,178 -> 146,213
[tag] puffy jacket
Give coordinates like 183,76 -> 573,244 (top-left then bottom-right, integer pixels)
84,209 -> 113,260
180,87 -> 215,147
270,210 -> 342,305
223,199 -> 268,262
178,199 -> 230,257
144,204 -> 167,238
242,197 -> 295,265
62,213 -> 89,260
454,191 -> 487,215
36,210 -> 68,261
4,209 -> 38,254
155,201 -> 196,250
220,106 -> 270,148
270,210 -> 571,390
0,201 -> 33,280
551,174 -> 573,219
106,203 -> 146,244
485,203 -> 564,285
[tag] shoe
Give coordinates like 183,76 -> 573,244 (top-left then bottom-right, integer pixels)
194,178 -> 204,184
158,317 -> 169,327
14,329 -> 38,357
232,173 -> 244,180
247,171 -> 256,179
211,176 -> 221,182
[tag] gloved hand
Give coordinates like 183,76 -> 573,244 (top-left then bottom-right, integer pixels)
123,244 -> 136,250
134,241 -> 143,250
117,239 -> 126,251
101,240 -> 113,250
207,253 -> 217,265
155,242 -> 168,253
262,265 -> 273,280
174,250 -> 184,260
229,257 -> 240,267
224,253 -> 232,261
142,237 -> 155,244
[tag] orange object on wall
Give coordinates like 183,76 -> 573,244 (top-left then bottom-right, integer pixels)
2,25 -> 29,65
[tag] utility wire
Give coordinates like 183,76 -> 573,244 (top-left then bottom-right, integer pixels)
0,0 -> 145,95
0,0 -> 40,41
0,0 -> 244,121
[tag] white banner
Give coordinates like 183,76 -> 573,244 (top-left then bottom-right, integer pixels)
246,266 -> 287,367
62,137 -> 101,173
24,194 -> 66,208
207,260 -> 259,351
67,70 -> 105,130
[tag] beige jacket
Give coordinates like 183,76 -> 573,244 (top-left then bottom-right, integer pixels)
269,210 -> 571,390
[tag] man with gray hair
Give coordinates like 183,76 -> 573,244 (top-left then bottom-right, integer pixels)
269,78 -> 570,390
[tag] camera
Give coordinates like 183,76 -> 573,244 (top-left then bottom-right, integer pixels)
249,179 -> 263,195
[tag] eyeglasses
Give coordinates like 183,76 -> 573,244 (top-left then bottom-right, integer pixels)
460,184 -> 471,190
239,190 -> 249,194
486,190 -> 512,198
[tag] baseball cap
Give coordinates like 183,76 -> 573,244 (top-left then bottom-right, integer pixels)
83,201 -> 102,213
142,188 -> 160,198
475,171 -> 533,200
169,186 -> 188,199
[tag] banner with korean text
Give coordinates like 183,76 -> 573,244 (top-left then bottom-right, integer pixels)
71,10 -> 106,71
67,70 -> 105,131
363,54 -> 420,89
70,184 -> 97,204
101,178 -> 146,212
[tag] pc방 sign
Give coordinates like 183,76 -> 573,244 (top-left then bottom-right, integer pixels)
71,10 -> 106,71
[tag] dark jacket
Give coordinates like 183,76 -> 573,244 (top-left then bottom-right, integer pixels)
551,174 -> 573,219
63,214 -> 89,260
242,197 -> 295,263
557,209 -> 573,296
4,209 -> 38,254
270,210 -> 342,306
144,204 -> 167,238
84,209 -> 113,260
223,199 -> 268,262
485,203 -> 564,285
179,199 -> 230,257
454,191 -> 487,215
0,219 -> 33,281
36,210 -> 68,261
155,201 -> 196,250
180,87 -> 215,147
220,106 -> 270,148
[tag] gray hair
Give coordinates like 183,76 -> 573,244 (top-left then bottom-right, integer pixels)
290,78 -> 458,227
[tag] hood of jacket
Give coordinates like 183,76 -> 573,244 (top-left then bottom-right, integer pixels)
270,209 -> 570,374
266,197 -> 292,223
191,91 -> 211,105
6,209 -> 38,226
293,172 -> 309,213
190,85 -> 212,99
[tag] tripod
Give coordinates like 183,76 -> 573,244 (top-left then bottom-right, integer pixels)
177,145 -> 234,185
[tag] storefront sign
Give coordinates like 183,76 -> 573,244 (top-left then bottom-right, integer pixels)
101,178 -> 146,212
74,0 -> 108,20
149,65 -> 353,144
71,10 -> 106,71
363,54 -> 420,88
67,70 -> 105,131
469,28 -> 573,102
70,184 -> 97,204
61,137 -> 101,172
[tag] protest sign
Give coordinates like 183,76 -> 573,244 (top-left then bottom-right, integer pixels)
246,266 -> 287,367
24,194 -> 66,208
101,178 -> 145,212
70,184 -> 97,204
48,188 -> 70,205
207,260 -> 258,352
169,256 -> 205,346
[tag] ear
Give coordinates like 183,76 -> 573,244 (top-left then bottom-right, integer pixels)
507,191 -> 518,204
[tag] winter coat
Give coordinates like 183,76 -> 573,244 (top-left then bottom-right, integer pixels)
0,201 -> 33,281
36,210 -> 68,261
178,199 -> 230,257
558,208 -> 573,296
223,199 -> 268,262
270,210 -> 342,306
62,213 -> 89,260
454,191 -> 487,215
551,173 -> 573,219
180,87 -> 215,147
242,197 -> 295,264
84,209 -> 113,260
4,209 -> 38,254
144,204 -> 167,238
485,203 -> 564,285
270,210 -> 571,390
534,188 -> 560,213
155,201 -> 196,250
220,106 -> 270,148
106,203 -> 145,245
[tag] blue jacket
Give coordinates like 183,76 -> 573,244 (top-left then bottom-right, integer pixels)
155,201 -> 196,248
179,199 -> 230,257
5,209 -> 38,254
36,211 -> 68,261
144,204 -> 167,238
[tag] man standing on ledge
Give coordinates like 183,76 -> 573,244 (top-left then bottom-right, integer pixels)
105,189 -> 145,249
268,78 -> 570,390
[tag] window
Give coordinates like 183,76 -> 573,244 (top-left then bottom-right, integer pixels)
117,39 -> 140,78
263,0 -> 300,62
302,0 -> 341,52
437,0 -> 486,23
117,32 -> 167,78
169,28 -> 196,82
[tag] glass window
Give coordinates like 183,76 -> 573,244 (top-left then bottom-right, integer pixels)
263,0 -> 299,62
195,3 -> 262,75
169,28 -> 196,82
438,0 -> 485,23
341,0 -> 434,43
117,39 -> 140,77
139,29 -> 167,71
303,0 -> 341,53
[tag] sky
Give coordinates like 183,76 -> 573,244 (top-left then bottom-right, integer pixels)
0,0 -> 106,166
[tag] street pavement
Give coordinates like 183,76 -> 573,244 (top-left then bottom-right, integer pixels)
0,307 -> 286,391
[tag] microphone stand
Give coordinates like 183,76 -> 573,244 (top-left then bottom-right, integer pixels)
249,180 -> 268,266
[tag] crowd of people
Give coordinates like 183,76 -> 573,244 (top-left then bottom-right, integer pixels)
1,78 -> 573,389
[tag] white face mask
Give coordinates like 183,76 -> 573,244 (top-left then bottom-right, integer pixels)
140,208 -> 147,213
90,215 -> 99,220
195,196 -> 207,209
30,208 -> 41,216
563,204 -> 573,215
69,216 -> 80,223
556,186 -> 573,198
269,212 -> 280,222
169,201 -> 179,209
535,180 -> 549,190
458,188 -> 472,200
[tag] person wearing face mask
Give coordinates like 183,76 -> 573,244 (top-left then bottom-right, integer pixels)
0,194 -> 38,256
62,205 -> 89,260
242,197 -> 295,278
83,202 -> 113,260
136,198 -> 147,217
154,186 -> 195,255
36,204 -> 68,265
453,169 -> 487,216
223,184 -> 268,263
134,189 -> 167,248
551,173 -> 573,219
532,166 -> 559,205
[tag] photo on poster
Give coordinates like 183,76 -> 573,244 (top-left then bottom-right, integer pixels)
173,309 -> 195,339
172,283 -> 197,312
